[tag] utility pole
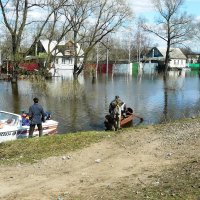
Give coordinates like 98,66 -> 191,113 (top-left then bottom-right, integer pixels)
6,58 -> 9,75
126,31 -> 131,64
96,43 -> 99,77
138,30 -> 141,63
128,39 -> 131,63
100,39 -> 109,75
106,38 -> 109,75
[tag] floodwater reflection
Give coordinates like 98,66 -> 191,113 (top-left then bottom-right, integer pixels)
0,70 -> 200,134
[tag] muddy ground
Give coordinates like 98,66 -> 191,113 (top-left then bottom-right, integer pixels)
0,119 -> 200,200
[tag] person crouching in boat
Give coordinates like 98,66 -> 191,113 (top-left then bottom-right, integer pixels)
108,96 -> 126,130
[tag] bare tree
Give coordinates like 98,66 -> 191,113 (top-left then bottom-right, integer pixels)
0,0 -> 66,81
194,21 -> 200,44
65,0 -> 133,79
133,19 -> 153,63
142,0 -> 193,74
38,4 -> 73,71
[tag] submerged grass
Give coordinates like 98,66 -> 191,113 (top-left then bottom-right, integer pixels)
0,131 -> 116,165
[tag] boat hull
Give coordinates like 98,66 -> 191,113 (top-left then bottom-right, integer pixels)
104,107 -> 134,130
0,111 -> 59,143
120,113 -> 134,127
17,120 -> 59,139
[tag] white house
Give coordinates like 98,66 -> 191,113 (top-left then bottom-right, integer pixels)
37,39 -> 84,79
143,47 -> 187,70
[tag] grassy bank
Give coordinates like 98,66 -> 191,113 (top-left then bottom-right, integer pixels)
0,118 -> 200,199
0,131 -> 116,165
0,117 -> 197,166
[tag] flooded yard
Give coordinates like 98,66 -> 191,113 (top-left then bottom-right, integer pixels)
0,70 -> 200,134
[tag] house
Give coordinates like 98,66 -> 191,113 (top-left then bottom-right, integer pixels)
186,53 -> 200,70
143,47 -> 187,70
186,53 -> 200,64
36,39 -> 84,78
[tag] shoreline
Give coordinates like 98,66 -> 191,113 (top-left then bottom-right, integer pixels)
0,117 -> 200,199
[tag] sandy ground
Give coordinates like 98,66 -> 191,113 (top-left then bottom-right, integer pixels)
0,120 -> 200,200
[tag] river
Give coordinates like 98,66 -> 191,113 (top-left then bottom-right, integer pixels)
0,69 -> 200,134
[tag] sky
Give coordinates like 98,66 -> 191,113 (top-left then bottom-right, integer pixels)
0,0 -> 199,52
130,0 -> 200,21
25,0 -> 200,52
128,0 -> 200,52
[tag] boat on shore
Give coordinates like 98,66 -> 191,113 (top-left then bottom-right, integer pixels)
104,107 -> 142,130
0,111 -> 58,143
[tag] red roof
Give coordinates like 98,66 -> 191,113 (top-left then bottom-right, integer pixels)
19,63 -> 39,71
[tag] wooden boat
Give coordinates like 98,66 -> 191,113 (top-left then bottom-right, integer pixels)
120,108 -> 134,127
0,111 -> 58,143
104,107 -> 140,130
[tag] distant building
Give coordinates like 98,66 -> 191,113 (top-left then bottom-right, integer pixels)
36,39 -> 84,78
143,47 -> 187,70
185,53 -> 200,70
186,53 -> 200,64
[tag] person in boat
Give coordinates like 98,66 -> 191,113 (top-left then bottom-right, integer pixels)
109,96 -> 127,116
28,97 -> 45,138
109,95 -> 127,129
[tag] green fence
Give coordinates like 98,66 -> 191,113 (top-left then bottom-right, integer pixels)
132,63 -> 138,75
188,63 -> 200,70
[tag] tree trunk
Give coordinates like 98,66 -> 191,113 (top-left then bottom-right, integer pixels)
73,66 -> 78,79
164,36 -> 171,75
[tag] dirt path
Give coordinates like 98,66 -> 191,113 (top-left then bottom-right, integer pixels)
0,121 -> 200,200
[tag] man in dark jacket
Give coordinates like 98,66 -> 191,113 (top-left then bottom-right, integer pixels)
28,97 -> 45,138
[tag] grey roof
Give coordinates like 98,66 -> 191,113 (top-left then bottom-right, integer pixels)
157,47 -> 186,59
39,39 -> 84,57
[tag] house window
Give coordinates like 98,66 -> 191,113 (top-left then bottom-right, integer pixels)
65,58 -> 73,64
174,60 -> 176,65
62,58 -> 65,64
69,58 -> 73,64
55,58 -> 58,64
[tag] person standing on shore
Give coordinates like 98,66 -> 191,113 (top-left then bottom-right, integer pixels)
109,96 -> 127,117
28,97 -> 45,138
109,95 -> 127,130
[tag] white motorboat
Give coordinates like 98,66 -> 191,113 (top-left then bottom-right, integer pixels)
0,111 -> 59,143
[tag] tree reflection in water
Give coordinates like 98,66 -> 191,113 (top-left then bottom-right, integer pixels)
0,70 -> 200,134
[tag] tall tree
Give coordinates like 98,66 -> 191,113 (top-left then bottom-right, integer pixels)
38,5 -> 73,71
65,0 -> 133,79
142,0 -> 193,74
0,0 -> 65,81
194,21 -> 200,44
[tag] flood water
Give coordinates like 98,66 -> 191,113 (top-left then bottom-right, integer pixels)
0,69 -> 200,134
